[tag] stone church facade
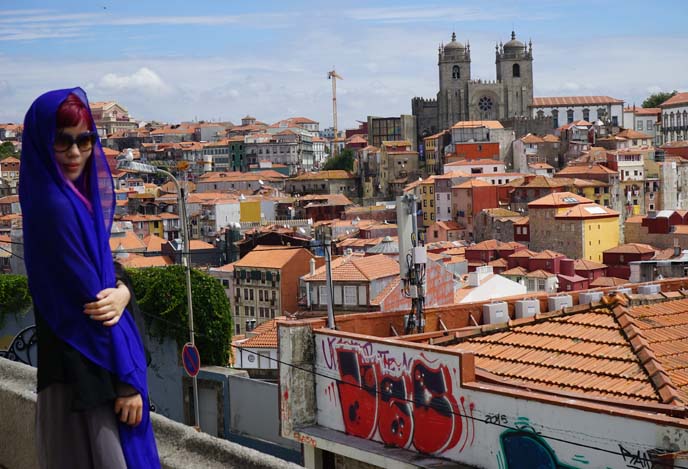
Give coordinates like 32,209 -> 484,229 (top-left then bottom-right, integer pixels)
412,31 -> 535,140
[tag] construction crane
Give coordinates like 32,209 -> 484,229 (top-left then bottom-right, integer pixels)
327,69 -> 343,157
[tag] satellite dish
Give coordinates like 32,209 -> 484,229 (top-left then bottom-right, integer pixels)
258,179 -> 264,185
125,149 -> 134,161
239,194 -> 246,201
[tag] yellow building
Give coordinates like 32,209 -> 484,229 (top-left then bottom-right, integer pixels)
240,199 -> 262,223
528,192 -> 619,262
419,177 -> 436,228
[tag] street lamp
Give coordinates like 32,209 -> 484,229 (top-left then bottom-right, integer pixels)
117,157 -> 201,430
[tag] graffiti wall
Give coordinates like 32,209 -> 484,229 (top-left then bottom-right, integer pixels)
315,333 -> 476,457
312,330 -> 688,469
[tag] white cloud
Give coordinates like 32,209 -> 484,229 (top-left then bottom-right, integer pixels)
96,67 -> 172,96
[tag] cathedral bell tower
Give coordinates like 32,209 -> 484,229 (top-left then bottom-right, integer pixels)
496,31 -> 534,118
438,32 -> 471,130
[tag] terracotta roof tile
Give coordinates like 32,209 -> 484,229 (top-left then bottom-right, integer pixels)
303,254 -> 399,282
233,245 -> 313,269
531,96 -> 624,107
453,306 -> 661,403
660,92 -> 688,108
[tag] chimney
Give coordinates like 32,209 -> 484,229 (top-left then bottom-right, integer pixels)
309,257 -> 316,276
469,265 -> 493,287
560,258 -> 575,277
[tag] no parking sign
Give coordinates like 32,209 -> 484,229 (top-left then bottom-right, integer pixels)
182,342 -> 201,377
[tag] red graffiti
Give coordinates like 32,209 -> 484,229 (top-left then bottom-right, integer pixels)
336,349 -> 378,439
335,348 -> 469,455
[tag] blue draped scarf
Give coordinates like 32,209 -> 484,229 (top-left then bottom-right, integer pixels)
20,87 -> 160,468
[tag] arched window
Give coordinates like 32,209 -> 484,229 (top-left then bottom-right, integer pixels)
537,110 -> 544,119
597,108 -> 606,120
452,65 -> 460,79
552,110 -> 559,129
582,108 -> 590,122
512,63 -> 520,78
567,109 -> 574,124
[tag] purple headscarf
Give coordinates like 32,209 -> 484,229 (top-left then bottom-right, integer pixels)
20,87 -> 160,468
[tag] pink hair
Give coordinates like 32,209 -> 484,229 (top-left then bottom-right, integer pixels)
56,93 -> 92,129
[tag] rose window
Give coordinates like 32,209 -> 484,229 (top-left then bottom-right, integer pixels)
478,96 -> 493,111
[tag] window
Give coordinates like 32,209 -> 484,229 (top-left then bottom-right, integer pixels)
249,289 -> 254,300
434,230 -> 439,237
512,63 -> 520,78
244,289 -> 248,300
552,110 -> 559,128
637,121 -> 643,131
344,286 -> 358,305
612,116 -> 618,126
582,109 -> 590,121
319,285 -> 329,305
567,109 -> 574,124
452,65 -> 460,79
647,120 -> 653,130
259,290 -> 263,301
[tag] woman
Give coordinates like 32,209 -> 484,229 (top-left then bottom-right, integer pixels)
20,88 -> 160,468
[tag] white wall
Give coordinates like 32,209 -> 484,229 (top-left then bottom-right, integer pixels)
458,275 -> 526,304
312,331 -> 688,469
532,104 -> 623,127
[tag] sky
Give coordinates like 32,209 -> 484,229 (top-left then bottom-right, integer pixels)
1,0 -> 687,129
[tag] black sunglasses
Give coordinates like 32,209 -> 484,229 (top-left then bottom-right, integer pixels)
53,131 -> 96,152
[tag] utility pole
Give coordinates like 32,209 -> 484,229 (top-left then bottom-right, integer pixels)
397,194 -> 426,334
327,69 -> 343,157
324,239 -> 336,329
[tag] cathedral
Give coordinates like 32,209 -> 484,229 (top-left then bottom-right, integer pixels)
412,31 -> 534,139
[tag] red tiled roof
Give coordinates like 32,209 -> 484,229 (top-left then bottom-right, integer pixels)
555,203 -> 619,220
292,170 -> 354,180
525,269 -> 555,279
451,304 -> 660,403
660,92 -> 688,108
303,254 -> 399,282
520,134 -> 544,144
616,129 -> 652,140
574,259 -> 607,271
604,243 -> 656,255
618,298 -> 688,403
589,277 -> 629,287
531,250 -> 565,259
240,319 -> 279,348
500,266 -> 529,276
528,191 -> 592,208
233,245 -> 312,269
531,96 -> 624,107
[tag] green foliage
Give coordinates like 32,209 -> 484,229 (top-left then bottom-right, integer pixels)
323,147 -> 355,171
0,142 -> 18,159
127,266 -> 233,366
642,90 -> 677,109
0,274 -> 32,328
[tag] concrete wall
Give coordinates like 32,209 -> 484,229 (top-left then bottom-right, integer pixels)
228,373 -> 298,451
0,358 -> 301,469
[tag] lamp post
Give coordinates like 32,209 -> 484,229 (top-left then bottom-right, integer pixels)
117,158 -> 201,430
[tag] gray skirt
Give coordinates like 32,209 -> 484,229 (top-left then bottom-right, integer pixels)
36,383 -> 127,469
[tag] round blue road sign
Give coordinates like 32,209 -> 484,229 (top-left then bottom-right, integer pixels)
182,342 -> 201,377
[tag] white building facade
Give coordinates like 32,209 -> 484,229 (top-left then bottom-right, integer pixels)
530,96 -> 624,129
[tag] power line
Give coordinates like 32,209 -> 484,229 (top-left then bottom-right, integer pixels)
138,308 -> 684,468
0,244 -> 22,260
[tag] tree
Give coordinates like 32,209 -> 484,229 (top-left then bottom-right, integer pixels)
127,266 -> 233,365
642,90 -> 677,108
322,147 -> 354,172
0,142 -> 17,159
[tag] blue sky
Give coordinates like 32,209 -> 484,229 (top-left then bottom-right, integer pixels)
1,1 -> 686,128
